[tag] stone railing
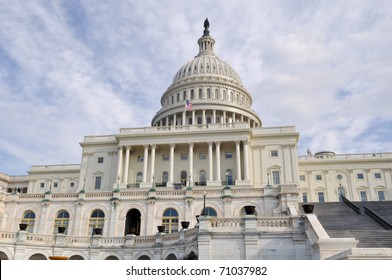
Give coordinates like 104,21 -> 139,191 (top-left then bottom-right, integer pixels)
209,217 -> 293,232
298,152 -> 392,161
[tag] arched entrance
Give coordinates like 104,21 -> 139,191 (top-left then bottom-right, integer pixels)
124,209 -> 141,236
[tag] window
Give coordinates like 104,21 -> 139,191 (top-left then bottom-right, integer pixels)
207,117 -> 211,124
176,93 -> 180,102
180,171 -> 187,186
198,88 -> 202,99
21,210 -> 36,233
188,117 -> 192,125
338,187 -> 346,201
302,193 -> 308,203
299,175 -> 306,181
137,155 -> 144,162
207,88 -> 211,98
270,150 -> 278,157
197,116 -> 202,124
183,91 -> 186,100
98,157 -> 104,163
203,207 -> 217,217
54,210 -> 70,234
360,191 -> 367,201
53,182 -> 59,188
89,209 -> 105,235
95,176 -> 102,189
69,181 -> 75,188
374,173 -> 382,179
162,208 -> 179,233
162,171 -> 168,186
316,174 -> 322,181
378,191 -> 385,201
318,192 -> 325,203
40,182 -> 45,188
225,169 -> 233,185
225,152 -> 233,159
199,170 -> 206,186
171,95 -> 174,104
199,153 -> 206,160
357,173 -> 364,180
136,172 -> 143,185
190,89 -> 194,99
162,154 -> 169,161
272,171 -> 280,185
181,154 -> 188,160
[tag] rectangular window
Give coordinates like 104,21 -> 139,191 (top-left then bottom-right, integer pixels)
176,93 -> 179,102
97,157 -> 104,163
360,191 -> 367,201
378,191 -> 385,201
299,175 -> 306,181
180,154 -> 188,160
302,193 -> 308,203
225,152 -> 233,159
40,182 -> 45,188
357,173 -> 364,180
137,156 -> 144,162
318,192 -> 325,203
374,173 -> 382,179
316,174 -> 322,181
162,154 -> 169,161
95,176 -> 102,189
272,171 -> 280,185
53,182 -> 58,188
270,150 -> 278,157
199,153 -> 206,160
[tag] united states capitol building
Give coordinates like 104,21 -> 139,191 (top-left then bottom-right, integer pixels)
1,20 -> 391,260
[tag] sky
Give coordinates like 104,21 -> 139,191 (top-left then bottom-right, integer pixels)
1,0 -> 391,175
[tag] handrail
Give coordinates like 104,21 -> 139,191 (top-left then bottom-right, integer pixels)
363,206 -> 392,230
340,195 -> 361,214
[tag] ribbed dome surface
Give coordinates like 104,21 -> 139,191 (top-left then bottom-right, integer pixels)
172,54 -> 243,86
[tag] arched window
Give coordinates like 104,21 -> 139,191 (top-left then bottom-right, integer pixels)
54,210 -> 70,234
166,254 -> 177,260
202,207 -> 217,217
207,88 -> 211,98
162,171 -> 168,186
136,172 -> 143,186
190,89 -> 194,99
197,116 -> 202,125
89,209 -> 105,235
162,208 -> 179,233
338,187 -> 346,201
199,170 -> 206,186
21,210 -> 36,233
225,169 -> 233,185
180,171 -> 187,186
215,89 -> 218,98
188,117 -> 192,125
206,117 -> 211,124
198,88 -> 202,99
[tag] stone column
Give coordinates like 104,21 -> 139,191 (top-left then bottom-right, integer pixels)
213,110 -> 216,124
150,145 -> 156,183
202,109 -> 206,125
182,111 -> 186,126
208,142 -> 214,183
223,111 -> 226,123
124,146 -> 131,184
215,142 -> 221,182
235,140 -> 242,181
189,143 -> 194,187
192,110 -> 196,125
243,140 -> 249,181
117,146 -> 124,183
173,114 -> 177,126
143,145 -> 149,183
169,143 -> 175,185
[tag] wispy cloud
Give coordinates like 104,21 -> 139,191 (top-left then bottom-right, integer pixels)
1,0 -> 391,175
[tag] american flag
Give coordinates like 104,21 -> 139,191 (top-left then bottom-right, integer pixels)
185,99 -> 192,111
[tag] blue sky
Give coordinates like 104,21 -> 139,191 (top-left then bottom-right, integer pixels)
1,0 -> 391,175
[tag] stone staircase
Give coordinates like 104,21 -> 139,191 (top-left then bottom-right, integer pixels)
300,201 -> 392,248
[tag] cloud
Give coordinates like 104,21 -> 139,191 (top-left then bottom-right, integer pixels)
0,0 -> 391,175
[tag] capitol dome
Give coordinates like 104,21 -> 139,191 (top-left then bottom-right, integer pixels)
151,19 -> 261,128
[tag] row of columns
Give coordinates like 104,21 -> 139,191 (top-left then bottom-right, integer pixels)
116,140 -> 250,186
156,109 -> 258,128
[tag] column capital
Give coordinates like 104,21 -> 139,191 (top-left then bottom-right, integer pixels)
215,141 -> 221,146
150,144 -> 157,149
143,144 -> 149,149
207,141 -> 214,146
170,143 -> 176,148
242,139 -> 249,145
188,142 -> 194,148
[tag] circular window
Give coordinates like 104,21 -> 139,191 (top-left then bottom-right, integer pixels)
70,182 -> 75,187
336,174 -> 343,180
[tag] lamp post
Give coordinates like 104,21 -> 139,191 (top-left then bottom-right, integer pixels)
201,188 -> 207,216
